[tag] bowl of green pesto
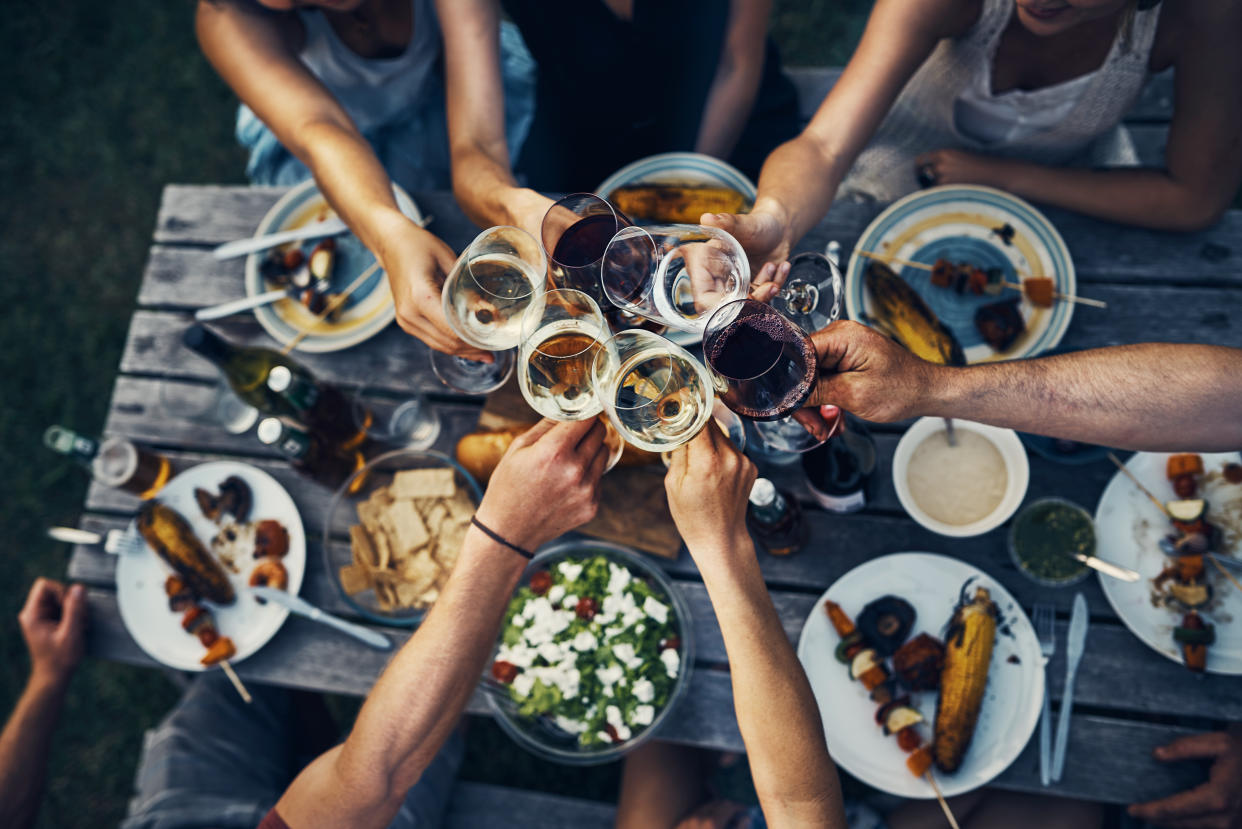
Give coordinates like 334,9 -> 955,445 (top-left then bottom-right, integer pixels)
1009,497 -> 1095,587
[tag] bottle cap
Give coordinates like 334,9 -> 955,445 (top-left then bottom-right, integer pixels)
182,323 -> 208,350
749,478 -> 777,507
267,365 -> 292,393
256,417 -> 284,445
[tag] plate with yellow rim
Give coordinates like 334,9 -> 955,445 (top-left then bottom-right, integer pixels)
244,179 -> 423,353
844,185 -> 1075,363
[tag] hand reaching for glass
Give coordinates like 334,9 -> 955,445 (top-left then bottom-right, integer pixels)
664,422 -> 757,557
19,578 -> 88,688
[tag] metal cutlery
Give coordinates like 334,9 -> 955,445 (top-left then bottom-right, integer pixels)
1064,551 -> 1141,582
249,586 -> 391,650
194,276 -> 330,321
47,525 -> 144,555
212,218 -> 348,260
1034,602 -> 1056,786
1050,592 -> 1089,782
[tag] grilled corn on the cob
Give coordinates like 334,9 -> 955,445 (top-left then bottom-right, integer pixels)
932,586 -> 996,772
864,262 -> 966,367
609,185 -> 748,223
137,501 -> 235,605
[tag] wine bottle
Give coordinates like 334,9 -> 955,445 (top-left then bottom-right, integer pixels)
44,425 -> 171,498
746,478 -> 806,556
182,324 -> 302,418
266,365 -> 371,451
256,417 -> 366,492
800,414 -> 877,513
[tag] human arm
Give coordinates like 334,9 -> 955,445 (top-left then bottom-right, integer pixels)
0,580 -> 87,829
1128,726 -> 1242,828
437,0 -> 552,242
913,2 -> 1242,232
694,0 -> 772,161
274,418 -> 609,828
806,320 -> 1242,451
702,0 -> 979,269
194,1 -> 476,356
665,426 -> 846,828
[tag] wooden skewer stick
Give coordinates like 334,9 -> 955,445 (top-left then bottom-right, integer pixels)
219,660 -> 253,704
924,771 -> 961,829
855,249 -> 1106,308
281,260 -> 382,355
1106,453 -> 1172,518
1208,554 -> 1242,596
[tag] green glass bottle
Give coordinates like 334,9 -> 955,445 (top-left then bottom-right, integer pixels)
182,324 -> 301,418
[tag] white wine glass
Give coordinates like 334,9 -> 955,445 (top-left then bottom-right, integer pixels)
600,224 -> 750,334
768,246 -> 844,334
431,225 -> 547,394
591,329 -> 714,454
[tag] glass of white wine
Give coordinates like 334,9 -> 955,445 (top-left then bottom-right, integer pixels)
591,329 -> 714,454
600,224 -> 750,334
431,225 -> 547,394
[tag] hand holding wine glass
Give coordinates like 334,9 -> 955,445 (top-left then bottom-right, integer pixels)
664,422 -> 757,559
806,320 -> 937,423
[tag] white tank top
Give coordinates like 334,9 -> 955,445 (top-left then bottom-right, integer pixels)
296,0 -> 440,134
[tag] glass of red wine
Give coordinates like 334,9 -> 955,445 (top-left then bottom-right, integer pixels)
702,299 -> 818,421
540,193 -> 631,307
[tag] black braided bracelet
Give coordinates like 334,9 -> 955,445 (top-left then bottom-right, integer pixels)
470,516 -> 535,560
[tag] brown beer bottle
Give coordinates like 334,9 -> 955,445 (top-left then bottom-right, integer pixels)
746,478 -> 806,556
266,365 -> 371,451
256,417 -> 367,493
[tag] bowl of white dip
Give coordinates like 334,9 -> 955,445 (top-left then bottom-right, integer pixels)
892,418 -> 1029,538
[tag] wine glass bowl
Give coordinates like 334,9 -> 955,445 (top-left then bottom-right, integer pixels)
771,251 -> 844,333
541,193 -> 630,304
518,289 -> 609,422
702,299 -> 818,421
441,225 -> 547,352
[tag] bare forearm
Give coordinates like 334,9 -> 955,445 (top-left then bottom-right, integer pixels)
753,136 -> 846,248
695,539 -> 844,827
450,145 -> 549,239
0,676 -> 68,829
696,64 -> 762,160
923,344 -> 1242,451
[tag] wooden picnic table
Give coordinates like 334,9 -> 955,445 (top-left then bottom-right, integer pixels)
65,184 -> 1242,817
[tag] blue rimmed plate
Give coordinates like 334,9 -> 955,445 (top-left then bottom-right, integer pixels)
243,180 -> 423,353
596,152 -> 757,206
844,185 -> 1075,363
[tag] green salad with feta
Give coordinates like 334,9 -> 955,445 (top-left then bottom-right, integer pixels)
492,555 -> 682,748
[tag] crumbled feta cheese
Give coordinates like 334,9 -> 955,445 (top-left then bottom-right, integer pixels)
633,678 -> 654,703
597,731 -> 613,743
573,631 -> 598,652
607,564 -> 631,595
661,648 -> 680,678
497,642 -> 536,669
538,641 -> 566,663
636,624 -> 645,634
512,673 -> 535,698
558,562 -> 583,582
643,596 -> 669,625
554,715 -> 586,735
597,663 -> 624,688
632,705 -> 655,727
605,705 -> 632,740
547,585 -> 566,605
563,594 -> 578,610
612,643 -> 643,670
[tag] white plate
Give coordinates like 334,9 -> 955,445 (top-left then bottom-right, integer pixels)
116,461 -> 306,671
244,179 -> 423,353
797,552 -> 1043,798
1095,452 -> 1242,674
845,185 -> 1075,363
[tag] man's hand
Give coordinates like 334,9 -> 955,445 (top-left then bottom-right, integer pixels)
18,579 -> 86,689
665,423 -> 757,556
473,418 -> 609,551
381,223 -> 491,361
1129,728 -> 1242,828
914,149 -> 1012,190
702,205 -> 790,274
806,320 -> 938,423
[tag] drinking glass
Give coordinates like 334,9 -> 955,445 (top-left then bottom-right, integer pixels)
541,193 -> 631,306
601,224 -> 750,334
350,385 -> 441,450
769,249 -> 844,334
702,299 -> 818,421
753,416 -> 823,457
431,225 -> 546,394
660,399 -> 747,468
591,329 -> 714,454
155,375 -> 259,435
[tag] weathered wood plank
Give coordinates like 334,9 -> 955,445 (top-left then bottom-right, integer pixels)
445,782 -> 615,829
138,246 -> 248,307
786,66 -> 1174,125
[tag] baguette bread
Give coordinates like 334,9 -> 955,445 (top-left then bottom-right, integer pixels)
456,425 -> 661,483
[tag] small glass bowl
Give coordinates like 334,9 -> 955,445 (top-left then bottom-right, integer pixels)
487,539 -> 695,765
1008,497 -> 1094,587
322,448 -> 484,627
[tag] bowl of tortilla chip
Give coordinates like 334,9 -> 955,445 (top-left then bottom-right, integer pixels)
323,449 -> 484,627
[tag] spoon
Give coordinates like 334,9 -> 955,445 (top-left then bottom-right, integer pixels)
1063,550 -> 1140,582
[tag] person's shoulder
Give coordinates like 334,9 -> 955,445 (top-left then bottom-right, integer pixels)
882,0 -> 984,41
197,0 -> 305,54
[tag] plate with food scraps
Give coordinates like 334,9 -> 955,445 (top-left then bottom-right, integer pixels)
116,461 -> 306,672
596,152 -> 757,224
844,185 -> 1075,364
797,552 -> 1042,799
244,178 -> 424,353
1095,452 -> 1242,674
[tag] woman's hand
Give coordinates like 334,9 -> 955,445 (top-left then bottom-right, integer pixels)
702,204 -> 791,275
473,418 -> 609,552
914,149 -> 1014,190
664,423 -> 757,558
381,222 -> 492,360
19,579 -> 87,690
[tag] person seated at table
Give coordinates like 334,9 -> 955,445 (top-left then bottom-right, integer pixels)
194,0 -> 535,356
436,0 -> 801,242
0,579 -> 87,829
118,418 -> 609,829
705,0 -> 1242,278
803,320 -> 1242,452
613,424 -> 848,828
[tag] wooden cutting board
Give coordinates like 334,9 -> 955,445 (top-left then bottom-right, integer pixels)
472,379 -> 683,559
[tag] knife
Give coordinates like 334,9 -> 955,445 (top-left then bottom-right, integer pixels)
212,217 -> 348,260
249,586 -> 392,650
1050,592 -> 1089,781
194,277 -> 329,321
1065,552 -> 1140,582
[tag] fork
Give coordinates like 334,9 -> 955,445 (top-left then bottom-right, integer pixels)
47,526 -> 145,555
1034,602 -> 1056,786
